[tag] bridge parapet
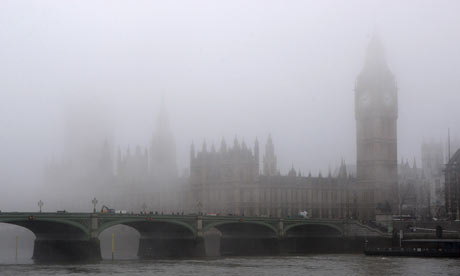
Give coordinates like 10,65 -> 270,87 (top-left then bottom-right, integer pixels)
344,221 -> 389,238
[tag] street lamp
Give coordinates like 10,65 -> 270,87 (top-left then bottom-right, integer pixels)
38,200 -> 44,213
92,197 -> 98,213
197,201 -> 202,215
141,203 -> 147,214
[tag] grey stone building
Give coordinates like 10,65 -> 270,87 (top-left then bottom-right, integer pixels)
445,149 -> 460,220
355,34 -> 399,219
188,136 -> 355,219
421,141 -> 445,217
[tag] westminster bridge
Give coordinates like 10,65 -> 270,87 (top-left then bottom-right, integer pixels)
1,212 -> 392,262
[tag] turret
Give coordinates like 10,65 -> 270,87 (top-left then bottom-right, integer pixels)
220,138 -> 227,153
241,139 -> 247,151
190,141 -> 195,164
288,164 -> 297,177
263,134 -> 278,176
338,159 -> 348,178
254,137 -> 260,173
202,140 -> 207,153
233,136 -> 240,150
211,143 -> 216,153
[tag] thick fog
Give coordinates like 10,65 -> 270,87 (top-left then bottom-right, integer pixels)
1,0 -> 459,211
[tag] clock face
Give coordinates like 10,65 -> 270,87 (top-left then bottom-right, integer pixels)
359,94 -> 370,108
383,93 -> 393,106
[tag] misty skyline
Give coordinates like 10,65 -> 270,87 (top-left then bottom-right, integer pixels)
1,0 -> 460,209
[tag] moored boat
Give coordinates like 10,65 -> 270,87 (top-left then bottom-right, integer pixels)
364,239 -> 460,258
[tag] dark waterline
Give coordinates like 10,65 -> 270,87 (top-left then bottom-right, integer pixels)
1,255 -> 459,276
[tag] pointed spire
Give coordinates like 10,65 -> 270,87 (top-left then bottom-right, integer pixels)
233,135 -> 240,150
288,163 -> 296,177
254,137 -> 259,165
241,139 -> 247,150
339,159 -> 348,178
263,134 -> 277,176
156,95 -> 170,132
202,140 -> 207,153
190,141 -> 195,158
117,147 -> 122,161
220,137 -> 227,153
363,31 -> 388,72
211,143 -> 216,153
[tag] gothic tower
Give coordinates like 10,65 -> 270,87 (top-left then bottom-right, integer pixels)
263,134 -> 278,176
150,100 -> 177,181
355,34 -> 398,219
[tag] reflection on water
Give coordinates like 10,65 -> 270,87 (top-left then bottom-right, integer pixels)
0,255 -> 459,276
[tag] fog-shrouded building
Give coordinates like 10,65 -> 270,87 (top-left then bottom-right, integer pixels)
398,158 -> 431,219
263,134 -> 278,176
188,136 -> 356,218
355,34 -> 399,220
113,101 -> 181,212
189,138 -> 260,216
44,35 -> 445,221
421,141 -> 445,217
445,149 -> 460,220
45,101 -> 183,213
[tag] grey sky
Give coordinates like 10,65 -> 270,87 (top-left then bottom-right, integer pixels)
1,0 -> 459,208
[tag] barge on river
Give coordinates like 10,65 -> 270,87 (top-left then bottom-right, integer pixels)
364,239 -> 460,258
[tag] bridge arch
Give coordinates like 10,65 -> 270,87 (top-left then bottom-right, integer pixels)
98,224 -> 140,259
203,220 -> 278,236
284,223 -> 343,237
98,218 -> 200,258
0,218 -> 90,238
98,218 -> 196,237
204,220 -> 279,256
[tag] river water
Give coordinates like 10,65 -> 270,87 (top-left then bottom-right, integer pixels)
0,255 -> 459,276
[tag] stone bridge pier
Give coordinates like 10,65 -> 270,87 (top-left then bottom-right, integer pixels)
33,214 -> 102,263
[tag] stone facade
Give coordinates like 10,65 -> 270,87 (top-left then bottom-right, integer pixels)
445,149 -> 460,220
263,135 -> 278,176
189,138 -> 260,216
421,141 -> 445,217
398,159 -> 431,219
188,136 -> 356,219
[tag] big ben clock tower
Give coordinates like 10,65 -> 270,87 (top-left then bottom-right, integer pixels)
355,34 -> 398,220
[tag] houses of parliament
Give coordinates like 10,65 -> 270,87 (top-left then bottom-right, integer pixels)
45,36 -> 451,221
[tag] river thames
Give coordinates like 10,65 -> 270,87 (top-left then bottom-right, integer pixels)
0,255 -> 459,276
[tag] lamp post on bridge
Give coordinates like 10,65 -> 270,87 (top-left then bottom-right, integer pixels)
92,197 -> 98,213
197,201 -> 202,216
141,203 -> 147,214
37,200 -> 44,213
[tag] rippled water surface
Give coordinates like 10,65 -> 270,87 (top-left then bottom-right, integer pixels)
0,255 -> 459,276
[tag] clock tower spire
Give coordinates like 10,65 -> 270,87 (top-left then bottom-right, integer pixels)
355,34 -> 398,220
